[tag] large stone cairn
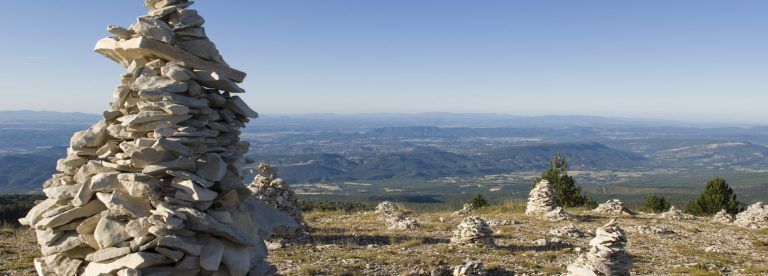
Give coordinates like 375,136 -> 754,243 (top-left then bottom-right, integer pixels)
592,199 -> 636,216
19,1 -> 297,275
525,180 -> 558,215
248,163 -> 309,239
567,220 -> 633,276
734,202 -> 768,229
450,216 -> 495,248
526,180 -> 572,220
374,201 -> 419,230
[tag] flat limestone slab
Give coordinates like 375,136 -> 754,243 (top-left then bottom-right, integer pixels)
94,36 -> 245,83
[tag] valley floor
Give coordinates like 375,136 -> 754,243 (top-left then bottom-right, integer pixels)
0,204 -> 767,275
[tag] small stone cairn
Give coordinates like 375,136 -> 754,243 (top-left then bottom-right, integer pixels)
451,216 -> 495,248
734,202 -> 768,229
18,1 -> 297,275
592,199 -> 635,216
712,209 -> 734,224
374,201 -> 419,230
452,260 -> 488,276
526,180 -> 572,220
248,163 -> 309,241
659,206 -> 696,220
452,203 -> 476,216
567,220 -> 633,276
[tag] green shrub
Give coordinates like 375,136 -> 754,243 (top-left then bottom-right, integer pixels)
535,155 -> 596,208
468,193 -> 489,208
644,193 -> 671,213
684,177 -> 741,216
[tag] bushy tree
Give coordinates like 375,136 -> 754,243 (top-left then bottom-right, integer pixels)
535,155 -> 596,208
469,193 -> 489,208
684,177 -> 741,216
644,193 -> 671,213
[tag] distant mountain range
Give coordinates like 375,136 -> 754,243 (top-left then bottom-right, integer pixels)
251,143 -> 645,184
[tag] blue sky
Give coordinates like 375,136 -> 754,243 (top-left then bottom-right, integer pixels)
0,1 -> 766,124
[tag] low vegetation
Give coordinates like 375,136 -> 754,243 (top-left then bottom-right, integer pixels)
535,155 -> 596,208
685,177 -> 742,215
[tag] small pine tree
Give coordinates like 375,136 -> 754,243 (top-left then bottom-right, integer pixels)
644,193 -> 671,213
534,155 -> 596,208
469,193 -> 489,208
684,177 -> 741,216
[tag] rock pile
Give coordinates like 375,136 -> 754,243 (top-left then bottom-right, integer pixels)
549,224 -> 587,238
19,1 -> 297,275
248,163 -> 309,241
525,180 -> 560,216
659,206 -> 696,220
452,260 -> 488,276
451,216 -> 495,248
592,199 -> 635,216
733,202 -> 768,229
712,209 -> 734,224
567,220 -> 633,276
453,203 -> 475,216
374,201 -> 418,230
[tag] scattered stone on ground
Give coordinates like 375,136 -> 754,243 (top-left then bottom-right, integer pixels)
733,202 -> 768,229
452,259 -> 487,276
18,2 -> 297,274
659,206 -> 696,220
625,225 -> 675,235
549,224 -> 587,238
451,216 -> 495,248
567,219 -> 633,275
592,199 -> 636,216
486,219 -> 518,227
374,201 -> 419,230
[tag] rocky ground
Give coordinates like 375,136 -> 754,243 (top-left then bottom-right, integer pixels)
1,202 -> 767,275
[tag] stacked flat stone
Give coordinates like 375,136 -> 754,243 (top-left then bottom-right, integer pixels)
592,199 -> 635,216
451,216 -> 495,248
19,1 -> 297,275
374,201 -> 418,230
248,163 -> 309,240
525,180 -> 559,215
452,260 -> 488,276
549,224 -> 586,238
712,209 -> 734,224
659,206 -> 696,220
733,202 -> 768,229
452,203 -> 476,216
567,220 -> 633,276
